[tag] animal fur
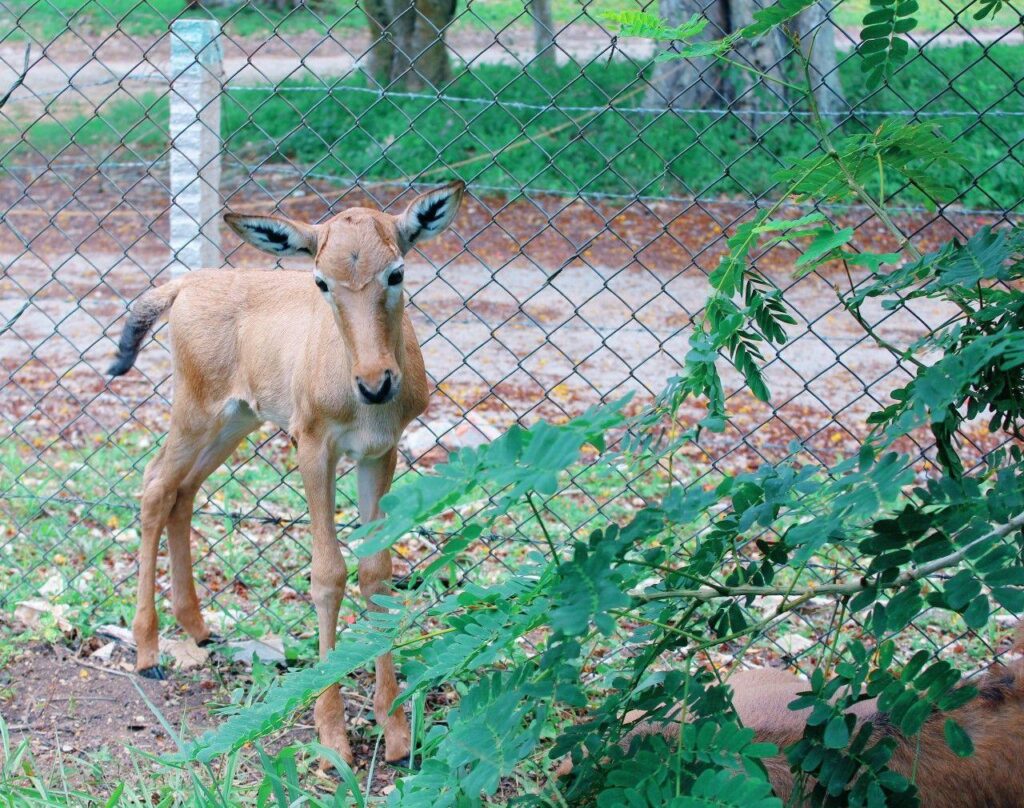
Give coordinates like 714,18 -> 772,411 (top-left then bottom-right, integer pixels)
559,648 -> 1024,806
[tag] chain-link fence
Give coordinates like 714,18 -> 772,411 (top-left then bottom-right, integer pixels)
1,0 -> 1022,665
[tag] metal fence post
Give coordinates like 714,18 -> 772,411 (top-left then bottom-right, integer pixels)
169,19 -> 223,276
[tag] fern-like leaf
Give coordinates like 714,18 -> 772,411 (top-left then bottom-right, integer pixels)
601,10 -> 707,41
859,0 -> 918,89
973,0 -> 1004,20
181,612 -> 400,762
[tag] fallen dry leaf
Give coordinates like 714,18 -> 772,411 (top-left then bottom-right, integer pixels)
14,599 -> 73,635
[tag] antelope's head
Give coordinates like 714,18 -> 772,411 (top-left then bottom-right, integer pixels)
225,181 -> 464,405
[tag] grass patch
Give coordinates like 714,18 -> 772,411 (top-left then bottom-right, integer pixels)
3,44 -> 1021,210
0,425 -> 679,649
1,44 -> 1020,209
1,0 -> 365,42
221,43 -> 1024,210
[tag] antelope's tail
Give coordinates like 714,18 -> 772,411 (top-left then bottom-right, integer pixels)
107,280 -> 183,377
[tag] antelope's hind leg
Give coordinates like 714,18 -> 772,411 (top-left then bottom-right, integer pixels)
133,404 -> 256,677
133,424 -> 206,676
165,406 -> 257,646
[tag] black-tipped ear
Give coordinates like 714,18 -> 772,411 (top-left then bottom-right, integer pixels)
396,181 -> 465,253
224,212 -> 319,257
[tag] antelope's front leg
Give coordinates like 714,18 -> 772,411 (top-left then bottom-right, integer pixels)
297,432 -> 353,766
357,448 -> 411,764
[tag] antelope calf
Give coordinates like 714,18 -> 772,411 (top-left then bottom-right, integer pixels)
108,182 -> 465,766
559,657 -> 1024,806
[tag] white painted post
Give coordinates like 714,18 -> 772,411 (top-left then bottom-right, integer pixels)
169,19 -> 223,276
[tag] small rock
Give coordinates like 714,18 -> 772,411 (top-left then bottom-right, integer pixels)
627,576 -> 662,596
91,641 -> 116,662
97,624 -> 210,669
96,624 -> 134,644
776,633 -> 815,656
226,635 -> 286,666
752,595 -> 784,617
39,574 -> 65,598
203,610 -> 236,634
402,419 -> 448,457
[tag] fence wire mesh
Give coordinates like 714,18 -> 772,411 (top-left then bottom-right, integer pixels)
1,0 -> 1023,669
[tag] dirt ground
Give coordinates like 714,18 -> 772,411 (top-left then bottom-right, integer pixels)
0,166 -> 1011,476
0,625 -> 404,796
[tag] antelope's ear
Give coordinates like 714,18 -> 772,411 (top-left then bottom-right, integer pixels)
396,181 -> 465,252
224,212 -> 319,257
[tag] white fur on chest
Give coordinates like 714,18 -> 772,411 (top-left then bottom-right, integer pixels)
329,409 -> 405,461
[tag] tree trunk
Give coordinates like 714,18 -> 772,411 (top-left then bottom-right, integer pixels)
363,0 -> 457,90
527,0 -> 556,70
794,1 -> 846,120
729,0 -> 789,125
645,0 -> 727,111
646,0 -> 844,124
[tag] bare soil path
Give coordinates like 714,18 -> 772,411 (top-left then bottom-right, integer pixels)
0,629 -> 402,797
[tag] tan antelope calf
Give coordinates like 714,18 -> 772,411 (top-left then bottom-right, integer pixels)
559,653 -> 1024,806
108,181 -> 465,766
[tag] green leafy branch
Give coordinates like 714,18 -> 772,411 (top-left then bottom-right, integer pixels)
858,0 -> 918,89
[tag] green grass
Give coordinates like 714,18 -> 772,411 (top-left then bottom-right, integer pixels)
221,43 -> 1023,211
2,0 -> 1019,44
0,709 -> 363,805
3,43 -> 1021,210
1,0 -> 365,42
0,422 -> 691,801
0,431 -> 341,655
0,425 -> 677,652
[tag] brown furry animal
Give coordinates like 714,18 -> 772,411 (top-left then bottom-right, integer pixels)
559,652 -> 1024,806
107,182 -> 464,767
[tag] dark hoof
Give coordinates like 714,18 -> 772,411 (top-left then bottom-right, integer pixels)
197,633 -> 223,648
387,754 -> 417,770
138,665 -> 167,680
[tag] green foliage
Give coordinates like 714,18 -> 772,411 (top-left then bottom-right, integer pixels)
183,611 -> 401,763
600,10 -> 708,41
150,3 -> 1024,807
943,719 -> 974,757
5,47 -> 1021,211
858,0 -> 919,88
972,0 -> 1006,20
778,120 -> 966,205
349,399 -> 626,557
604,0 -> 822,61
856,226 -> 1024,475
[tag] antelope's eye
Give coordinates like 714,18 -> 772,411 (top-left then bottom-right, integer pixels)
315,277 -> 328,292
387,269 -> 404,286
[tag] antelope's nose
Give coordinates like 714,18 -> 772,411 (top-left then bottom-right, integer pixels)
356,369 -> 397,405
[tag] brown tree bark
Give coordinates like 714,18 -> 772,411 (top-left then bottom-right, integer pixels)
363,0 -> 457,90
729,0 -> 789,123
794,1 -> 846,120
646,0 -> 845,122
644,0 -> 727,111
527,0 -> 556,70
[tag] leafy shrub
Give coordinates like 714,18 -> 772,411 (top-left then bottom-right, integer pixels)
187,2 -> 1024,805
